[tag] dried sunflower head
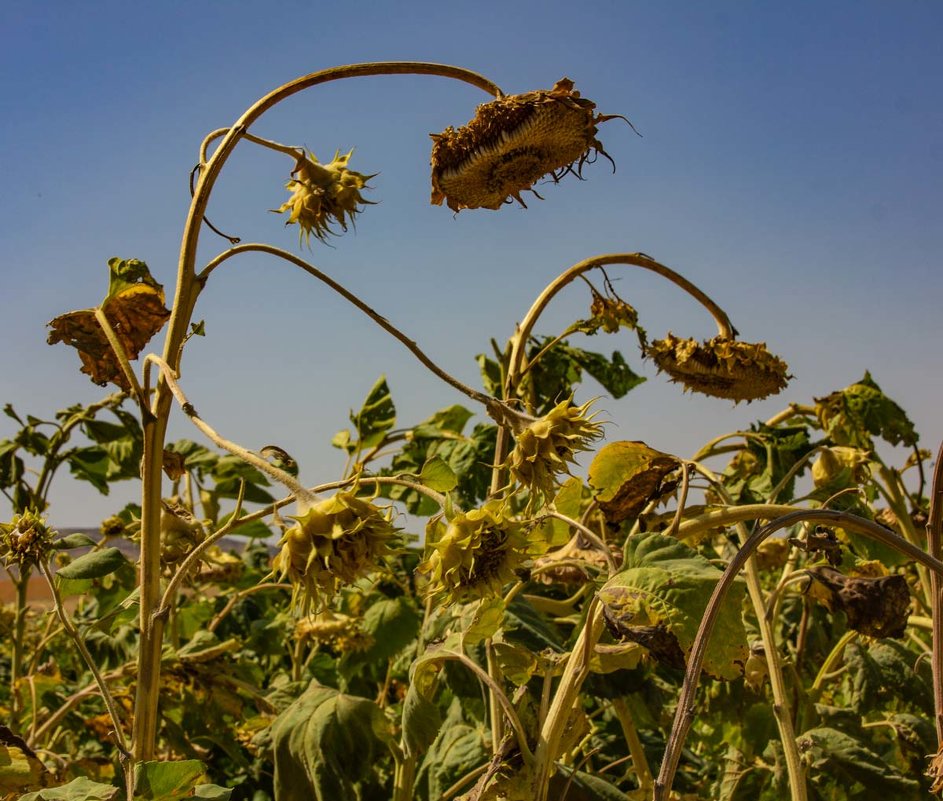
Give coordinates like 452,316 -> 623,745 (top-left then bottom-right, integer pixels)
0,510 -> 55,568
430,78 -> 623,212
645,333 -> 789,402
160,499 -> 206,566
273,491 -> 398,611
506,398 -> 604,500
419,501 -> 537,604
274,149 -> 375,245
589,288 -> 638,334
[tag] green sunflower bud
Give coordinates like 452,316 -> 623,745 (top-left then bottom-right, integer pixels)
274,149 -> 376,245
273,491 -> 398,611
160,500 -> 206,566
0,509 -> 55,568
506,398 -> 604,501
420,501 -> 542,604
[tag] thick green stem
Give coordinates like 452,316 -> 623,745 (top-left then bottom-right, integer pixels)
132,61 -> 503,763
611,697 -> 653,795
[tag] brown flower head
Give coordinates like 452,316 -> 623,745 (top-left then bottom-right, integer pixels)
430,78 -> 624,212
506,398 -> 604,501
273,491 -> 398,611
645,333 -> 789,402
275,149 -> 376,245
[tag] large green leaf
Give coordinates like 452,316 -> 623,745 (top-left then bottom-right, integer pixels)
797,727 -> 921,799
271,684 -> 391,801
19,777 -> 118,801
340,596 -> 421,672
415,699 -> 487,801
721,423 -> 813,504
599,532 -> 748,679
134,760 -> 206,800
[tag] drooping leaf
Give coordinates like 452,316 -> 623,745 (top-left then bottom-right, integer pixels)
46,258 -> 170,390
334,376 -> 396,454
402,636 -> 462,757
56,547 -> 128,580
271,684 -> 391,801
588,441 -> 681,524
599,532 -> 748,679
53,532 -> 97,550
192,785 -> 233,800
342,596 -> 421,669
720,423 -> 813,504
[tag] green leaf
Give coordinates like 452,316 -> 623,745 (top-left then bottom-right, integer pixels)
56,546 -> 128,580
721,423 -> 813,504
588,441 -> 681,524
351,376 -> 397,451
461,597 -> 505,647
413,405 -> 474,438
415,699 -> 487,801
419,456 -> 458,492
403,636 -> 462,757
0,738 -> 49,796
193,786 -> 232,800
548,766 -> 628,801
0,440 -> 24,490
599,532 -> 748,679
815,372 -> 918,449
271,684 -> 391,801
342,596 -> 421,669
133,759 -> 206,800
66,447 -> 112,494
797,727 -> 921,798
218,513 -> 272,539
18,777 -> 118,801
53,532 -> 97,550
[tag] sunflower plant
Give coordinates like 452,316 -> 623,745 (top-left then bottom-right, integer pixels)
1,61 -> 942,801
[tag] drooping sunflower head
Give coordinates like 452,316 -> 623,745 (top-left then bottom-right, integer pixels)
645,333 -> 789,403
419,501 -> 537,604
506,398 -> 604,500
274,149 -> 376,245
273,491 -> 398,611
294,609 -> 374,654
0,510 -> 55,569
430,78 -> 623,212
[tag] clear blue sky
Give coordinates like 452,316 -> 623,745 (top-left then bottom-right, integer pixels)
2,1 -> 941,526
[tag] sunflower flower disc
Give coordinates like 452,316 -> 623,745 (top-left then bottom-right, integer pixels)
646,333 -> 789,402
430,78 -> 619,211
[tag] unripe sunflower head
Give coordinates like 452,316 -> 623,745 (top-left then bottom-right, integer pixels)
430,78 -> 624,212
273,491 -> 398,611
274,149 -> 375,245
0,510 -> 55,568
645,333 -> 789,403
420,501 -> 538,604
159,500 -> 206,567
506,398 -> 604,501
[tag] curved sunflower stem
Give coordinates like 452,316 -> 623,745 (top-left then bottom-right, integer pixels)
490,253 -> 737,493
197,243 -> 496,410
611,698 -> 653,795
134,64 -> 506,763
653,509 -> 943,801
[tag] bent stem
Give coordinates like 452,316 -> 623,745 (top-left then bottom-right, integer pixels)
653,509 -> 943,801
135,61 -> 504,763
198,243 -> 496,410
491,253 -> 737,493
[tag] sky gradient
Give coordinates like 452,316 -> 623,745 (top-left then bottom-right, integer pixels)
2,1 -> 941,526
